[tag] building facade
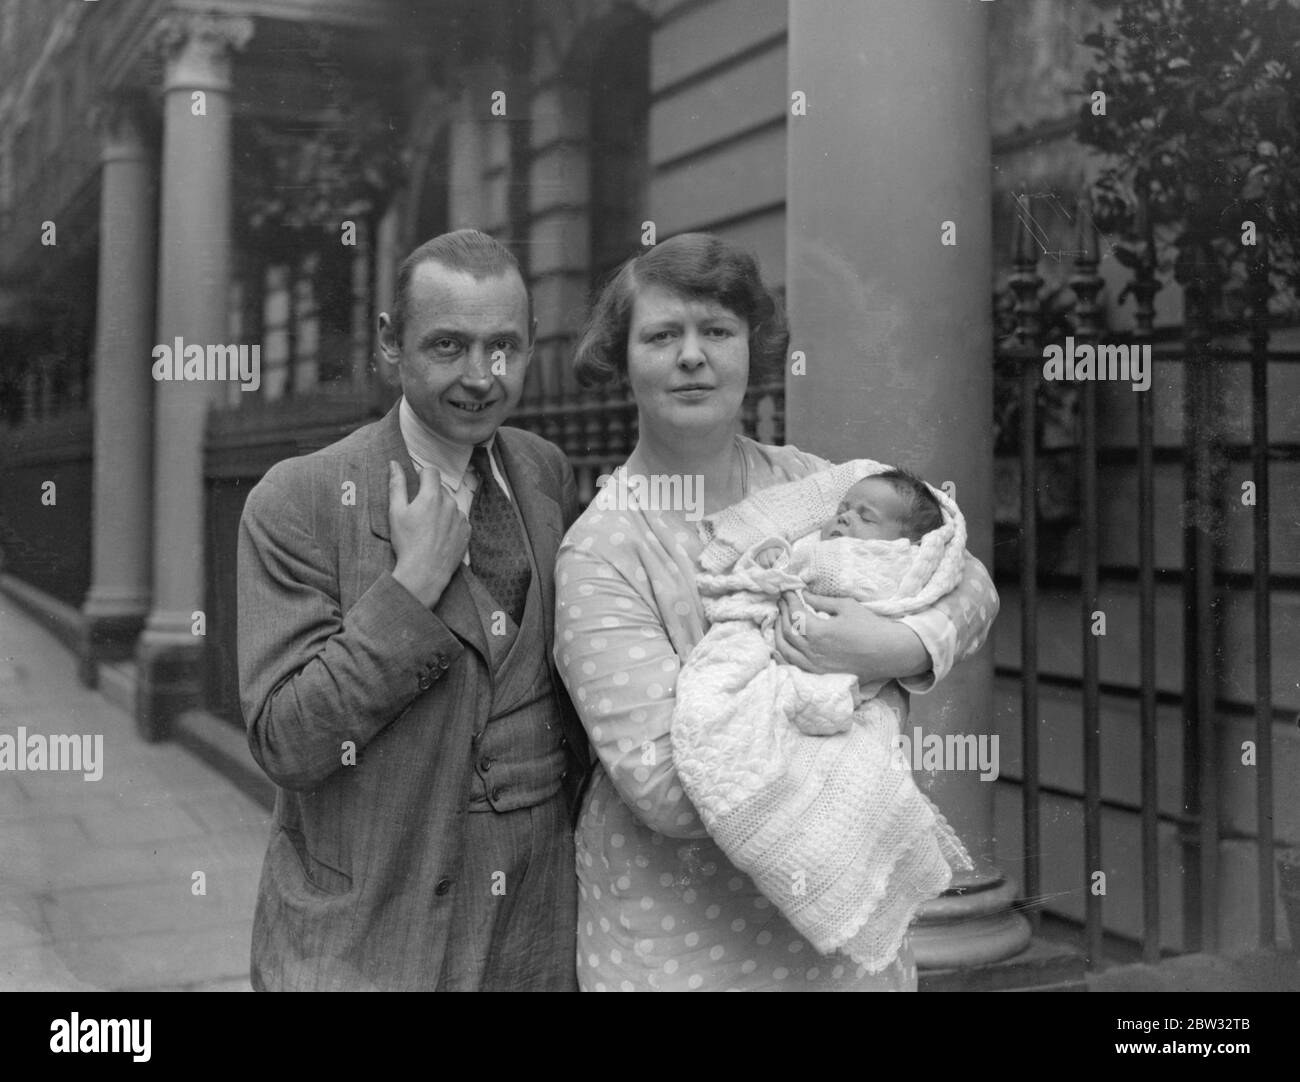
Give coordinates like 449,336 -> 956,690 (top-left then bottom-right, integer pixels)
0,0 -> 1294,985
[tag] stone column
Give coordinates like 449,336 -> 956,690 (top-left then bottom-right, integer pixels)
135,12 -> 252,741
528,73 -> 591,477
448,85 -> 486,230
785,0 -> 1033,974
79,93 -> 157,687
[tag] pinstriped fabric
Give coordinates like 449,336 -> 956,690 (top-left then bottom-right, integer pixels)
436,792 -> 578,991
239,404 -> 588,991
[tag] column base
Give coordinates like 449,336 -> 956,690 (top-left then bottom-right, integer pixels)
911,873 -> 1033,970
919,936 -> 1088,992
135,630 -> 205,743
77,603 -> 147,688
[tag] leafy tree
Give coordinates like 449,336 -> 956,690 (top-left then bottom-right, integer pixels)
1078,0 -> 1300,320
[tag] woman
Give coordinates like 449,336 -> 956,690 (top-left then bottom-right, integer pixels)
554,234 -> 998,991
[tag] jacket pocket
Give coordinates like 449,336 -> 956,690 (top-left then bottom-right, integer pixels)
278,823 -> 353,896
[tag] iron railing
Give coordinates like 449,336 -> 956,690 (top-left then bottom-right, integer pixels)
999,193 -> 1286,965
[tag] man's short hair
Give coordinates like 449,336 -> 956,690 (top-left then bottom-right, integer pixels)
572,232 -> 788,389
390,229 -> 530,345
875,467 -> 945,543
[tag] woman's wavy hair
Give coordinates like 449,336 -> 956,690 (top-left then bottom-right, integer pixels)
572,232 -> 789,389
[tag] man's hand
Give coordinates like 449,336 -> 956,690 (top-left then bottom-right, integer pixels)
388,460 -> 470,608
774,592 -> 930,684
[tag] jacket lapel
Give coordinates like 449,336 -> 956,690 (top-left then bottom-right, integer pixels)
495,429 -> 563,658
367,404 -> 489,662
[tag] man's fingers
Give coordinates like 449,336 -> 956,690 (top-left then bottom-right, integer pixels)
387,460 -> 406,510
414,463 -> 439,500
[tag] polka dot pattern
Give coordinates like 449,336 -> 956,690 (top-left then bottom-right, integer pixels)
558,443 -> 984,991
572,775 -> 917,992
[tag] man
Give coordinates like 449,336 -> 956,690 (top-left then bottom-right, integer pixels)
237,229 -> 589,991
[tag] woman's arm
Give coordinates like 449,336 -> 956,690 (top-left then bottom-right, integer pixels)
774,593 -> 929,682
896,552 -> 999,691
773,552 -> 999,690
554,545 -> 711,840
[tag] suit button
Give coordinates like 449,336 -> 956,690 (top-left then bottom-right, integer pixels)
417,673 -> 431,691
490,786 -> 502,802
560,735 -> 569,748
435,878 -> 453,896
437,656 -> 450,670
478,755 -> 492,773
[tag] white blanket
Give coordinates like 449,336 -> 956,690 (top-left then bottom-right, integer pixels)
671,462 -> 974,971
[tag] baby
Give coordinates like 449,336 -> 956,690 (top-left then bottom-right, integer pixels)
805,468 -> 946,705
729,466 -> 951,706
677,458 -> 967,738
819,468 -> 944,544
671,459 -> 973,970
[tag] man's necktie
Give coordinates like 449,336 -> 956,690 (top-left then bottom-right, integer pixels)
468,445 -> 532,626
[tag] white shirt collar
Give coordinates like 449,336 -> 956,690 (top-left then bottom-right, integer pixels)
398,395 -> 495,490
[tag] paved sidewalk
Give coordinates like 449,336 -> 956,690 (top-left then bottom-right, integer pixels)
0,601 -> 268,991
1088,949 -> 1300,992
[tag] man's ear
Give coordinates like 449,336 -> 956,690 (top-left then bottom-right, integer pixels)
377,312 -> 401,367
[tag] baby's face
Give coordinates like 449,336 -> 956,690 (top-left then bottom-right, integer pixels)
820,478 -> 911,542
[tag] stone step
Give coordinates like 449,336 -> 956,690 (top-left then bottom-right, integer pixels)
98,659 -> 137,716
920,936 -> 1087,992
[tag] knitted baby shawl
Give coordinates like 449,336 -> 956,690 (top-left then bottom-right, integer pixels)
673,460 -> 974,972
697,457 -> 967,602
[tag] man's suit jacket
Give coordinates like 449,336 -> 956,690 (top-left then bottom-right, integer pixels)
237,402 -> 590,991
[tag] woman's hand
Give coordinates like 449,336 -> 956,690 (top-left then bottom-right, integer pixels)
774,592 -> 931,684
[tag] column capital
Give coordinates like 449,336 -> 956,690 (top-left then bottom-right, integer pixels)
92,90 -> 157,163
150,9 -> 254,93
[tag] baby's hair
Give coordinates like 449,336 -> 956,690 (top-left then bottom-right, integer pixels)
873,467 -> 945,543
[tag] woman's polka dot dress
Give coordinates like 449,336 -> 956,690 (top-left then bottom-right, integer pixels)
555,438 -> 998,991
